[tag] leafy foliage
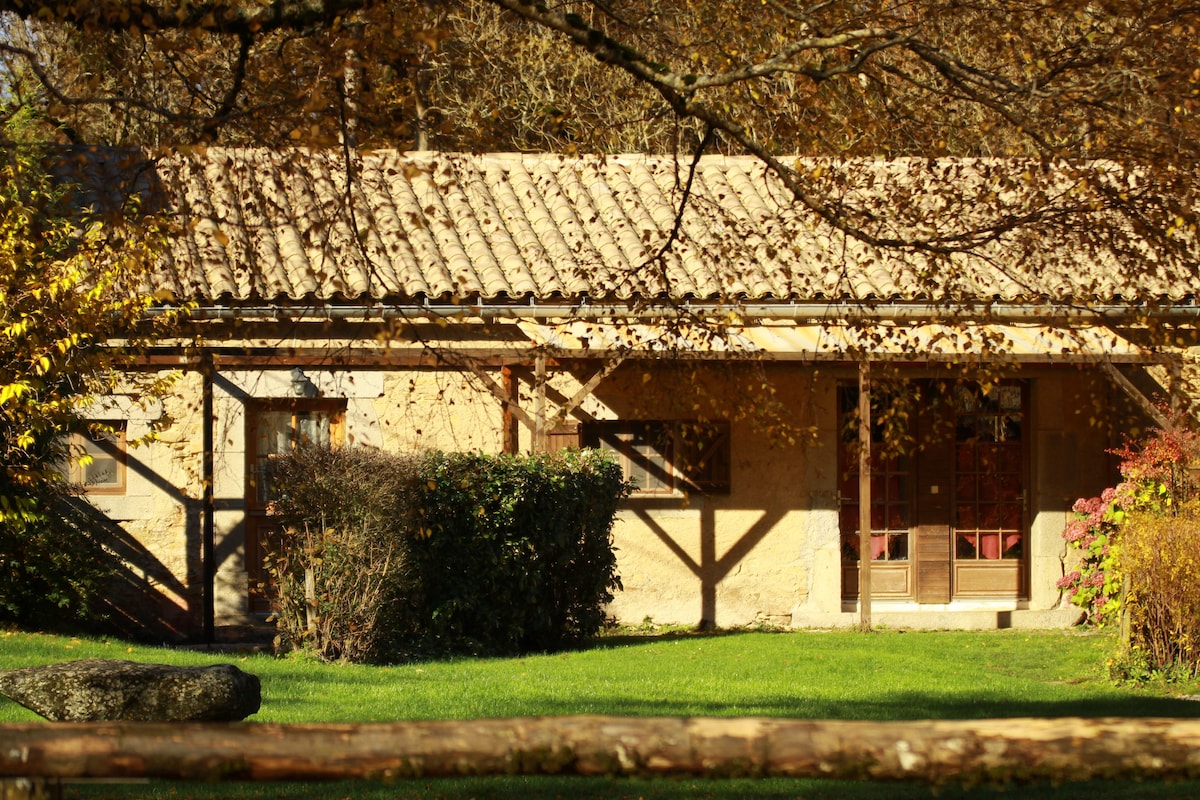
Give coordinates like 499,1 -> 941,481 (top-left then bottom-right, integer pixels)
411,449 -> 629,657
0,487 -> 115,629
3,0 -> 1198,162
263,445 -> 423,663
266,446 -> 629,662
0,110 -> 177,626
1060,423 -> 1200,678
0,111 -> 175,527
1115,503 -> 1200,679
1057,489 -> 1122,626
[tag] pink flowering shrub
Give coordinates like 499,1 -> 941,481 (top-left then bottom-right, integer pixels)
1060,424 -> 1200,627
1062,420 -> 1200,679
1057,488 -> 1122,625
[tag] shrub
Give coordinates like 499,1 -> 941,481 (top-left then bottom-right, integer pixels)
1113,502 -> 1200,677
1061,422 -> 1200,678
266,446 -> 629,662
264,445 -> 423,662
409,449 -> 628,657
1056,489 -> 1121,626
0,486 -> 116,631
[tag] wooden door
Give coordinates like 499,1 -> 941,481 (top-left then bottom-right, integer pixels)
950,383 -> 1028,598
245,399 -> 345,613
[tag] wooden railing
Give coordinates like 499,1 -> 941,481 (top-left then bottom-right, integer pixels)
4,716 -> 1200,796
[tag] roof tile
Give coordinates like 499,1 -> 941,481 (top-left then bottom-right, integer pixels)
64,148 -> 1196,306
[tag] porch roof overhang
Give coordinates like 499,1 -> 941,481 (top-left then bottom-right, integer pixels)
155,298 -> 1169,365
518,319 -> 1150,364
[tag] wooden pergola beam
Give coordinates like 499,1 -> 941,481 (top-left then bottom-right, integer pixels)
465,360 -> 539,433
546,356 -> 625,432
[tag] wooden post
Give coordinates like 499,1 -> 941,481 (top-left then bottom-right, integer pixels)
501,365 -> 518,455
304,567 -> 318,637
201,351 -> 216,644
533,350 -> 548,453
858,360 -> 873,631
1170,357 -> 1183,418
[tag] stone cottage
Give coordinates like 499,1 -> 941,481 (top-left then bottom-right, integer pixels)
64,148 -> 1190,641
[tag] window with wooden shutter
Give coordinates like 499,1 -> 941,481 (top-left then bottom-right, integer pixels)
674,421 -> 732,493
581,420 -> 731,495
60,423 -> 127,495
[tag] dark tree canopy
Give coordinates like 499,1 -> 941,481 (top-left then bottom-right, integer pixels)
0,0 -> 1194,160
0,0 -> 1196,307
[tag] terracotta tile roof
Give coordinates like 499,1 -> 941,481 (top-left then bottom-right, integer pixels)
62,148 -> 1195,306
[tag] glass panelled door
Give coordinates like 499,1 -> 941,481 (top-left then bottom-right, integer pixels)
839,385 -> 914,598
839,380 -> 1029,602
952,384 -> 1027,596
246,400 -> 344,612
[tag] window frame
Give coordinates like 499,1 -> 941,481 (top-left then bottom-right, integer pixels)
580,419 -> 731,495
62,423 -> 128,495
246,398 -> 347,511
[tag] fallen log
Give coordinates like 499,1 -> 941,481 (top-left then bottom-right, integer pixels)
3,716 -> 1200,784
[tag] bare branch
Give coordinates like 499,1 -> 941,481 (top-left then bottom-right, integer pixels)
200,32 -> 253,142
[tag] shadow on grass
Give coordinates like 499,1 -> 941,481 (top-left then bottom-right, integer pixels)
528,691 -> 1200,720
254,664 -> 1200,723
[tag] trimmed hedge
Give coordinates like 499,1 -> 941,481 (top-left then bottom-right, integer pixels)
266,446 -> 628,662
412,449 -> 627,656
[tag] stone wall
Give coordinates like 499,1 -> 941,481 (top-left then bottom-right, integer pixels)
82,355 -> 1139,639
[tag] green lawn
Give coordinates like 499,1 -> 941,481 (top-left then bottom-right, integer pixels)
2,626 -> 1200,799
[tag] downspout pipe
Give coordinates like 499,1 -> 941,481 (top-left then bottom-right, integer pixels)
143,299 -> 1200,324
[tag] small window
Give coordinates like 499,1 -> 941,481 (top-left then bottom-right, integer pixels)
249,401 -> 344,507
581,420 -> 731,494
62,424 -> 127,494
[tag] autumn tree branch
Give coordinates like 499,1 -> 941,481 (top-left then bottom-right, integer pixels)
0,0 -> 373,36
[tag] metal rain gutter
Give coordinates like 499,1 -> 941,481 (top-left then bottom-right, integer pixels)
143,299 -> 1200,324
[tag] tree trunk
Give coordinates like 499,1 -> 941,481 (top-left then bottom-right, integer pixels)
3,717 -> 1200,784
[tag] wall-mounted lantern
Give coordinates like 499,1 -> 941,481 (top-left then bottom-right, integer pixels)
290,367 -> 318,398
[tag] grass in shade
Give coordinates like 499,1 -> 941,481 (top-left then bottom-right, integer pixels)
3,626 -> 1200,799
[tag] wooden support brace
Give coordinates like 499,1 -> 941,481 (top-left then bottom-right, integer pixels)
547,356 -> 625,431
534,351 -> 547,452
1100,359 -> 1171,430
466,361 -> 539,433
